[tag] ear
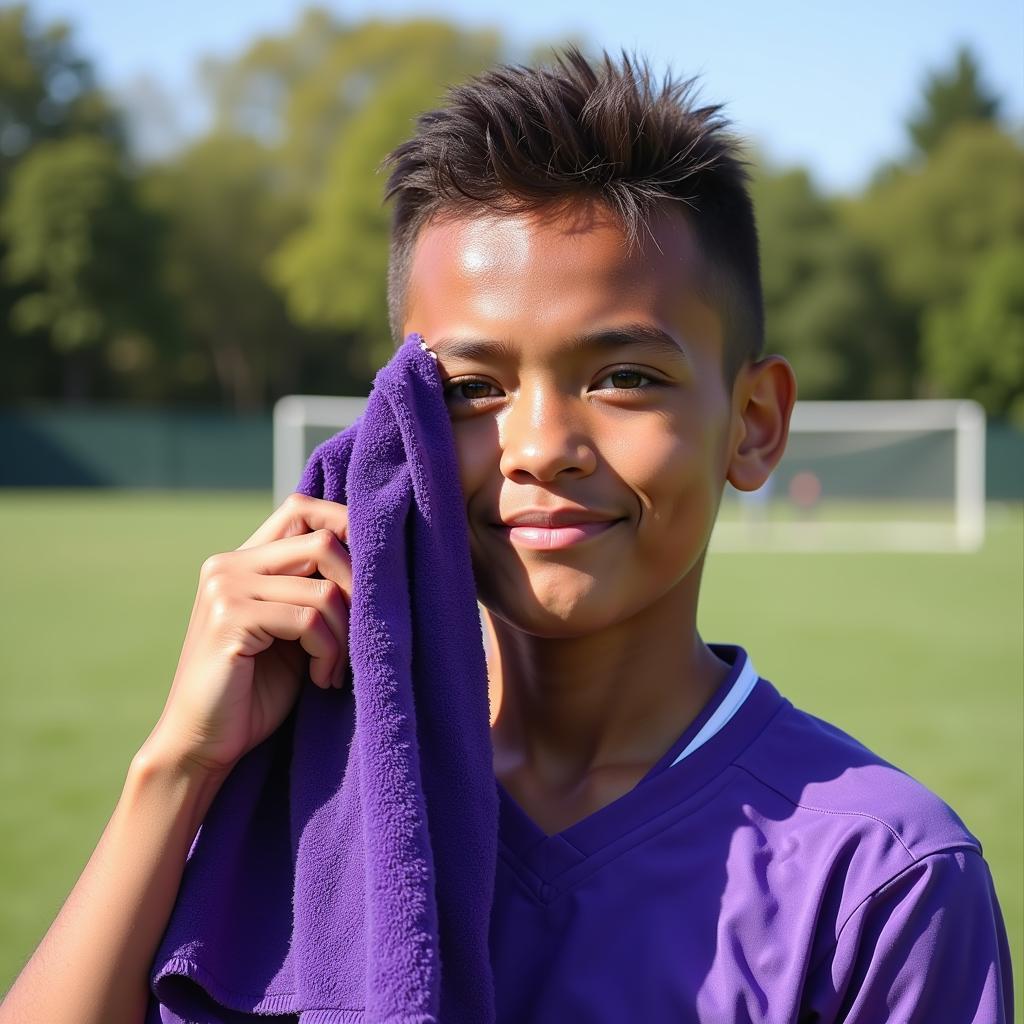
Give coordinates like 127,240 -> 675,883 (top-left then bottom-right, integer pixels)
725,355 -> 798,492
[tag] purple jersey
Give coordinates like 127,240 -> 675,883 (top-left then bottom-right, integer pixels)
489,644 -> 1013,1022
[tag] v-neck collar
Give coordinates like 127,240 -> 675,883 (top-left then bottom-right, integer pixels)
494,644 -> 784,895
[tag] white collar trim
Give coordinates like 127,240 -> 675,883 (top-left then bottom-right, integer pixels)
668,651 -> 760,768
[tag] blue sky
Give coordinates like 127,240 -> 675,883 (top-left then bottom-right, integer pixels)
31,0 -> 1024,194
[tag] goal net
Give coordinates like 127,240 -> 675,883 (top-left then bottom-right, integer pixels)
711,399 -> 986,553
273,396 -> 986,554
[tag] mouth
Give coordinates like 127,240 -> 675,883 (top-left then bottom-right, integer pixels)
493,519 -> 624,551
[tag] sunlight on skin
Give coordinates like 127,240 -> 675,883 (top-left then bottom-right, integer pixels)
403,200 -> 795,797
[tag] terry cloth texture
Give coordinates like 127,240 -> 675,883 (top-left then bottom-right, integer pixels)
147,332 -> 498,1024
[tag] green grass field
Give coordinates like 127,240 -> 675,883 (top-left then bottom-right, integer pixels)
1,489 -> 1021,1015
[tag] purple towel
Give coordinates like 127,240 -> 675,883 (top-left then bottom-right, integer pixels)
147,332 -> 499,1023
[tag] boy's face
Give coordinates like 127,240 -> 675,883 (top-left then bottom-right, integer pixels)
403,200 -> 744,639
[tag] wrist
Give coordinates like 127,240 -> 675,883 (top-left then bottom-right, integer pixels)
131,726 -> 237,783
127,743 -> 231,835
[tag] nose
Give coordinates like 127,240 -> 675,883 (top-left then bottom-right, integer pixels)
497,381 -> 598,482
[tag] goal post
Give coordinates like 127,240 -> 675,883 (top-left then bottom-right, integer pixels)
272,395 -> 368,508
273,395 -> 986,553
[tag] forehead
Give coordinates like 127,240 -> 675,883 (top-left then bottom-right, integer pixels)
403,200 -> 721,354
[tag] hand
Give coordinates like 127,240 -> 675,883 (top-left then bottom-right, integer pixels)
137,492 -> 352,779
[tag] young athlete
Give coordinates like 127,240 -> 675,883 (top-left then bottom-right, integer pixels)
1,46 -> 1012,1023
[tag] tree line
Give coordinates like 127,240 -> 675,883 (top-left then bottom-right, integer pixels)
2,5 -> 1021,421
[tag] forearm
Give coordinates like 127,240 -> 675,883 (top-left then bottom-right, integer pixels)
0,750 -> 226,1024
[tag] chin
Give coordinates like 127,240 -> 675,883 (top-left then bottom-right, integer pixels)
481,584 -> 631,640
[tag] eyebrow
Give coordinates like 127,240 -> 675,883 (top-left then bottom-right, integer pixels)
430,322 -> 687,362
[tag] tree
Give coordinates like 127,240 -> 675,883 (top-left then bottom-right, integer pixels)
0,4 -> 121,191
173,12 -> 508,389
923,243 -> 1024,423
0,4 -> 127,401
906,45 -> 1001,157
750,166 -> 907,399
847,124 -> 1024,306
268,19 -> 503,378
141,133 -> 318,411
1,135 -> 165,400
200,6 -> 350,195
846,122 -> 1024,411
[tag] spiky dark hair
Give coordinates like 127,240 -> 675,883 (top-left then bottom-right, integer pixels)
380,44 -> 763,385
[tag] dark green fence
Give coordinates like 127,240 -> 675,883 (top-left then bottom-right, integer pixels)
0,407 -> 272,489
1,406 -> 1021,499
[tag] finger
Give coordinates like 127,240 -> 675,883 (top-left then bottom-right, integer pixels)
236,529 -> 354,597
246,574 -> 350,684
238,492 -> 349,551
248,598 -> 341,688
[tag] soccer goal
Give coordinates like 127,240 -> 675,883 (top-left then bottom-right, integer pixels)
274,396 -> 986,554
711,399 -> 986,553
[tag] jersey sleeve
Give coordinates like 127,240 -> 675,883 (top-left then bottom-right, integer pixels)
803,847 -> 1014,1023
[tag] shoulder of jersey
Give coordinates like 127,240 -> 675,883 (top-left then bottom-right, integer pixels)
733,699 -> 981,862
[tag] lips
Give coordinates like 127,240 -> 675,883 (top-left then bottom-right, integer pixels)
499,508 -> 623,529
504,520 -> 619,550
491,508 -> 624,551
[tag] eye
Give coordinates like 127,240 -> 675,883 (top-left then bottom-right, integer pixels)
592,366 -> 660,391
442,378 -> 500,404
441,366 -> 662,405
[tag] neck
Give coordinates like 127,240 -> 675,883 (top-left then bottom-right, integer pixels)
484,580 -> 731,793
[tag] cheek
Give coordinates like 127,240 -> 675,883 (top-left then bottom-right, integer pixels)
618,412 -> 724,558
451,420 -> 496,506
450,421 -> 503,572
